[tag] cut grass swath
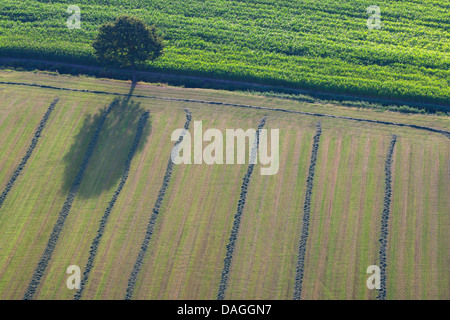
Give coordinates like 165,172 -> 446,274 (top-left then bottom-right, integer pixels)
293,121 -> 322,300
377,134 -> 397,300
124,108 -> 192,300
0,98 -> 58,211
0,73 -> 447,300
23,100 -> 116,300
217,116 -> 267,300
74,111 -> 149,300
1,82 -> 448,139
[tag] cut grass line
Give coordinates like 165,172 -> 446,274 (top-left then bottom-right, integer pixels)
124,108 -> 192,300
23,100 -> 116,300
85,112 -> 175,299
0,81 -> 448,139
377,134 -> 397,300
0,98 -> 58,211
301,133 -> 335,299
73,111 -> 149,300
0,98 -> 89,298
217,117 -> 267,300
293,121 -> 322,300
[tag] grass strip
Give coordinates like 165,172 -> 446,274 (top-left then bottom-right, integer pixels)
0,98 -> 58,210
23,100 -> 116,300
124,108 -> 192,300
74,111 -> 149,300
217,116 -> 267,300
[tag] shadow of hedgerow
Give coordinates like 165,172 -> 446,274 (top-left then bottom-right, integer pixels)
61,94 -> 151,199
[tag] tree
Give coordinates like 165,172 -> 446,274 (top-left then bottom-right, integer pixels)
93,15 -> 164,83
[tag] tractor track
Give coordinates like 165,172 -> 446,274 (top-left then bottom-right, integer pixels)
73,111 -> 149,300
23,100 -> 116,300
0,98 -> 58,211
217,117 -> 266,300
0,81 -> 448,139
124,108 -> 191,300
293,121 -> 322,300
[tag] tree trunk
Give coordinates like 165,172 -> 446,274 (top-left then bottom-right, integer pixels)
131,63 -> 137,84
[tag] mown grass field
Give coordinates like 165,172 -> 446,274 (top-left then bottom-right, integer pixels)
0,0 -> 448,105
0,71 -> 448,300
387,135 -> 449,299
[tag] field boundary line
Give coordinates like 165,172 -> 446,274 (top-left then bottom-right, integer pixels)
377,134 -> 397,300
293,121 -> 322,300
23,100 -> 117,300
1,58 -> 448,110
0,98 -> 59,211
217,117 -> 266,300
73,111 -> 149,300
124,108 -> 192,300
0,81 -> 448,139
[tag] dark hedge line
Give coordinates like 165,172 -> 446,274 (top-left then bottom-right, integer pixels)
293,121 -> 322,300
23,100 -> 116,300
377,134 -> 397,300
217,117 -> 267,300
125,108 -> 192,300
74,111 -> 149,300
0,98 -> 58,211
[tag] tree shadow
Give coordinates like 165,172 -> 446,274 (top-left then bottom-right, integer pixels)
61,90 -> 151,199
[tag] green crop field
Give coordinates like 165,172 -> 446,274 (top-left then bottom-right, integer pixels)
0,71 -> 448,300
0,0 -> 449,105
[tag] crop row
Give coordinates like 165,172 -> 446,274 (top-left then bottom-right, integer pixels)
217,117 -> 267,300
293,121 -> 322,300
125,108 -> 192,300
74,111 -> 149,300
0,98 -> 58,211
23,100 -> 116,300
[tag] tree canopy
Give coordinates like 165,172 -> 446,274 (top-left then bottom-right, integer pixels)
93,15 -> 164,81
